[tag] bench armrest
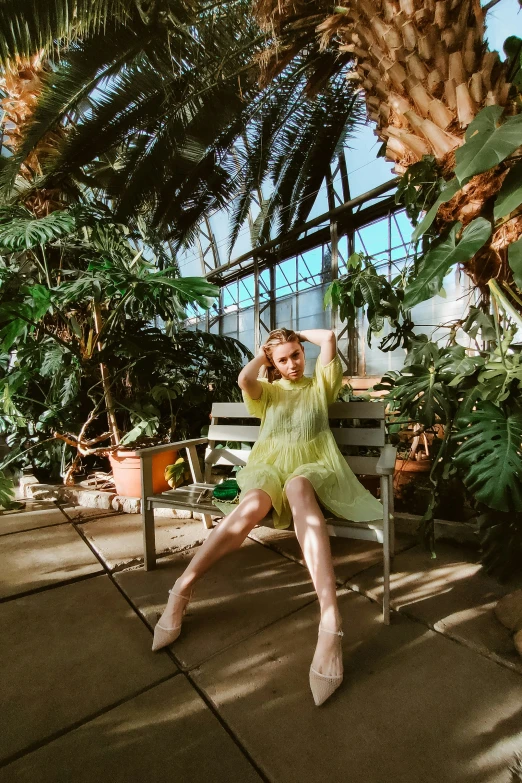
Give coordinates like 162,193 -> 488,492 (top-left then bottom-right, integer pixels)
138,438 -> 208,486
135,438 -> 208,456
376,444 -> 397,475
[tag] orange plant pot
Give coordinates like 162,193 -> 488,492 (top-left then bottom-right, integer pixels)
109,449 -> 177,498
393,457 -> 432,498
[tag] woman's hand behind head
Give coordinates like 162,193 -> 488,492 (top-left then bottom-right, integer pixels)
257,345 -> 272,367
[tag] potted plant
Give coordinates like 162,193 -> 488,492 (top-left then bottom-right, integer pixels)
391,421 -> 433,498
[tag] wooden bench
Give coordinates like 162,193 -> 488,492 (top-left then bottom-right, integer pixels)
137,400 -> 397,624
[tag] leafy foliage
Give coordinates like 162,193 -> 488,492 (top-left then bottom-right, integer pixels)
394,156 -> 442,227
454,106 -> 522,186
0,203 -> 250,482
403,218 -> 491,309
508,238 -> 522,290
493,160 -> 522,221
374,298 -> 522,577
0,209 -> 76,251
504,36 -> 522,90
453,402 -> 522,512
228,71 -> 363,255
410,179 -> 460,244
0,470 -> 15,509
324,252 -> 415,352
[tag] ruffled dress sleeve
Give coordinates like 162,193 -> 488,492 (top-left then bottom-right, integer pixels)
314,354 -> 343,405
241,377 -> 273,419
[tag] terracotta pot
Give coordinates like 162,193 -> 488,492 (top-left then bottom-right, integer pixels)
109,449 -> 177,498
394,457 -> 432,497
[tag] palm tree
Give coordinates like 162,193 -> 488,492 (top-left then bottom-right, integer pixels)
253,0 -> 522,290
0,0 -> 364,253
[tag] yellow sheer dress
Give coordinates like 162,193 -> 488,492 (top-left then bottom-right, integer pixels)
214,354 -> 384,529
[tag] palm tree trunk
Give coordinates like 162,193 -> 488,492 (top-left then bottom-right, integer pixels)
255,0 -> 519,287
0,54 -> 66,215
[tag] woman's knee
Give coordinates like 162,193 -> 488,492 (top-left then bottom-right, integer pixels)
285,476 -> 314,505
236,489 -> 272,528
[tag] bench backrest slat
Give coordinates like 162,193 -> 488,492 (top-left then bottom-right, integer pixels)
208,423 -> 385,448
330,426 -> 385,447
205,446 -> 382,476
211,401 -> 385,420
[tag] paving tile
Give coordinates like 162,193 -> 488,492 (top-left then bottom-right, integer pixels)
81,513 -> 211,570
0,575 -> 177,764
192,589 -> 522,783
0,676 -> 263,783
0,506 -> 68,535
346,541 -> 522,673
58,505 -> 123,522
115,537 -> 317,668
0,524 -> 103,598
249,524 -> 417,583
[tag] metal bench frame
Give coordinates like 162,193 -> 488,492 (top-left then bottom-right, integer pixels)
137,400 -> 396,624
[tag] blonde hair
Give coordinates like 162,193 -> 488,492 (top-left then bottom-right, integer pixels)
260,327 -> 304,383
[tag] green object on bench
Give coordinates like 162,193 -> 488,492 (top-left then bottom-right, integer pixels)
212,479 -> 240,501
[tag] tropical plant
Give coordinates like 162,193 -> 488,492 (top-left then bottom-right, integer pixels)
372,284 -> 522,581
0,202 -> 250,483
324,250 -> 416,352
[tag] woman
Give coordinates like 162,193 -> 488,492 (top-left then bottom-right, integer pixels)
152,328 -> 384,706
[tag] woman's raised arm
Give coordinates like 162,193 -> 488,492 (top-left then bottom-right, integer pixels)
237,347 -> 271,399
296,329 -> 336,366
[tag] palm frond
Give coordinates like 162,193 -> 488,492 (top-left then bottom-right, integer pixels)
235,67 -> 364,246
0,27 -> 155,197
0,0 -> 196,66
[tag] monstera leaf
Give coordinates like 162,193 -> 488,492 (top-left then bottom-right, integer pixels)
403,218 -> 491,309
454,106 -> 522,185
374,362 -> 456,427
476,352 -> 522,402
437,344 -> 484,384
453,402 -> 522,512
0,209 -> 76,251
494,160 -> 522,221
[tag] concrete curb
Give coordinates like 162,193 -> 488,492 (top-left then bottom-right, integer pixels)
17,479 -> 479,547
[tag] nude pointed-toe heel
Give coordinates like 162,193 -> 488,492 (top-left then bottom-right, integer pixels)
151,588 -> 192,652
309,624 -> 344,706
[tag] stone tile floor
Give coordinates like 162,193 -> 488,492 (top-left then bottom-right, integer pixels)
1,499 -> 522,783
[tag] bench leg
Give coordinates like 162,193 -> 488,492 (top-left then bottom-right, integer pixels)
381,475 -> 391,626
388,473 -> 395,565
143,502 -> 156,571
140,454 -> 156,570
201,514 -> 214,530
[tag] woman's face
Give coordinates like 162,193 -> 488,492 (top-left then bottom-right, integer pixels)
270,340 -> 305,381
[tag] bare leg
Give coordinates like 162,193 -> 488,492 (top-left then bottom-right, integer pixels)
286,476 -> 343,677
158,489 -> 272,628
